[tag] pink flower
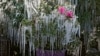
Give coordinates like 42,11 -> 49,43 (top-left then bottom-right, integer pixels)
58,6 -> 66,14
65,10 -> 74,18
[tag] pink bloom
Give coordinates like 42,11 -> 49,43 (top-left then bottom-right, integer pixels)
58,6 -> 66,14
65,10 -> 74,18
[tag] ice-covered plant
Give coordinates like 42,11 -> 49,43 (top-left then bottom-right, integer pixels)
32,0 -> 80,50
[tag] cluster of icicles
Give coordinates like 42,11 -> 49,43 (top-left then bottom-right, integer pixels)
7,0 -> 80,56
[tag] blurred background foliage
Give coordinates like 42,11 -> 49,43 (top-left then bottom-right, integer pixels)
96,0 -> 100,16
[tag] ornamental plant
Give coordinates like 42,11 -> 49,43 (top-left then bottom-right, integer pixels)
32,0 -> 80,51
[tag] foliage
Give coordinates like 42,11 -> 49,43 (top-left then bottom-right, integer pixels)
0,0 -> 24,28
96,0 -> 100,16
39,0 -> 58,14
21,19 -> 32,26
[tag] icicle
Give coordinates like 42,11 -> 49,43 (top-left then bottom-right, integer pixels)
41,36 -> 45,56
21,26 -> 26,56
50,37 -> 55,56
17,26 -> 21,46
65,20 -> 73,44
75,0 -> 77,5
23,27 -> 26,56
29,42 -> 32,56
32,42 -> 35,56
29,26 -> 33,56
19,25 -> 22,54
78,25 -> 80,37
